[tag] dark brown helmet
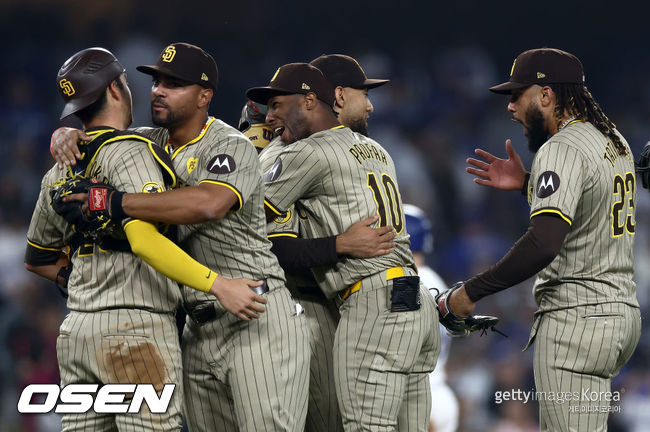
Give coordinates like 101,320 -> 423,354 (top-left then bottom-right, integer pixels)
57,47 -> 125,119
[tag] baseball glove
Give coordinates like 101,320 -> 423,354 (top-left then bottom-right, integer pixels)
50,175 -> 119,239
435,282 -> 505,337
636,141 -> 650,190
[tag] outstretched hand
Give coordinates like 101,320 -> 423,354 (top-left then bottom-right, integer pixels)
466,139 -> 526,191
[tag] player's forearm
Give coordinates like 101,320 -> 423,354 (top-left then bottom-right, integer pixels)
464,214 -> 570,302
121,184 -> 234,224
24,252 -> 69,283
124,219 -> 217,292
270,236 -> 338,272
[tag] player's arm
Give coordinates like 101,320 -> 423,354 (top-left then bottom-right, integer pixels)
269,215 -> 395,272
121,182 -> 238,224
24,242 -> 70,285
466,139 -> 529,192
450,213 -> 570,316
124,219 -> 265,320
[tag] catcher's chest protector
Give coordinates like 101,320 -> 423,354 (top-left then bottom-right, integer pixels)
74,128 -> 178,189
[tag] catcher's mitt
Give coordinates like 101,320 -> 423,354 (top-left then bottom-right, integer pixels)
636,141 -> 650,190
435,282 -> 505,337
50,175 -> 120,239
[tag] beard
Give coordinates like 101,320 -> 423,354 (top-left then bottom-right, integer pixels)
525,103 -> 550,153
347,116 -> 368,136
151,98 -> 184,128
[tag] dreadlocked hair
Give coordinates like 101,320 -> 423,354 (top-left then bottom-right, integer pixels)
550,83 -> 627,156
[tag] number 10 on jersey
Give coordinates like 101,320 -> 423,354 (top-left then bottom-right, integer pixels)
367,172 -> 404,233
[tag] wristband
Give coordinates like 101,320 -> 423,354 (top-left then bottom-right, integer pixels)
110,191 -> 128,221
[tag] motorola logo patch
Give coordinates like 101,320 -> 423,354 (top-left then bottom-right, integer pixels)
207,154 -> 236,174
536,171 -> 560,198
264,157 -> 282,183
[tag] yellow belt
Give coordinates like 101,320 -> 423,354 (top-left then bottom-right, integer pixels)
339,267 -> 405,301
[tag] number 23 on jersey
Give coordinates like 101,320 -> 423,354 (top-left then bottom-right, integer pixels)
611,172 -> 635,237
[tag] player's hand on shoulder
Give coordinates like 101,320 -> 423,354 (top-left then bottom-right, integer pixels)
210,276 -> 267,321
51,127 -> 90,169
336,215 -> 395,258
466,139 -> 526,191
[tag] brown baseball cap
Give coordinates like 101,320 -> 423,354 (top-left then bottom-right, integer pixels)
137,42 -> 218,90
489,48 -> 585,94
246,63 -> 335,107
310,54 -> 389,89
57,47 -> 125,119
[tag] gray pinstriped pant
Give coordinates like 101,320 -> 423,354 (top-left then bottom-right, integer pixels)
532,303 -> 641,432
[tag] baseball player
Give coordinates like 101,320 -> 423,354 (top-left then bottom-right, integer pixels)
25,48 -> 261,431
309,53 -> 387,137
449,48 -> 641,431
403,204 -> 458,432
239,98 -> 397,432
241,53 -> 395,432
53,43 -> 310,432
247,63 -> 440,432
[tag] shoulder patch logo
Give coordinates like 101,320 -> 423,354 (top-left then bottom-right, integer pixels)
536,171 -> 560,198
187,157 -> 198,174
264,157 -> 282,183
142,182 -> 163,193
273,208 -> 293,225
207,154 -> 236,174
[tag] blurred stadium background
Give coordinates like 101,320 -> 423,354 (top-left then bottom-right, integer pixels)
1,1 -> 649,431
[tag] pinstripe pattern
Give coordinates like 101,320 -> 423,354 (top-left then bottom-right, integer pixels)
27,167 -> 76,249
533,303 -> 641,431
57,310 -> 183,432
335,284 -> 438,431
27,135 -> 185,430
137,119 -> 310,431
524,121 -> 640,430
266,203 -> 344,432
261,127 -> 439,431
529,122 -> 638,312
260,127 -> 416,298
182,288 -> 309,432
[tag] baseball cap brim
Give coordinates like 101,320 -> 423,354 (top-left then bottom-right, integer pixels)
489,81 -> 531,94
246,86 -> 295,105
360,78 -> 389,89
136,64 -> 210,87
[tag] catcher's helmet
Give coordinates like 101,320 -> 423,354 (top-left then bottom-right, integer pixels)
57,47 -> 125,119
403,204 -> 433,254
238,100 -> 275,151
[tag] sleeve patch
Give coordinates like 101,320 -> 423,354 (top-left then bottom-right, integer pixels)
142,182 -> 164,193
264,157 -> 283,183
536,171 -> 561,198
207,154 -> 236,174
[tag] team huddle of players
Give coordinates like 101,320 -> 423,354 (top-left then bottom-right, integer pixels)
26,42 -> 643,432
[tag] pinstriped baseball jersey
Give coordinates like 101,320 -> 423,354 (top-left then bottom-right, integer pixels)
135,118 -> 286,309
27,135 -> 182,313
260,126 -> 415,297
527,121 -> 638,312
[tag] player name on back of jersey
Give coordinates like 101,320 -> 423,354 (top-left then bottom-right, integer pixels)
348,140 -> 388,165
603,139 -> 625,167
